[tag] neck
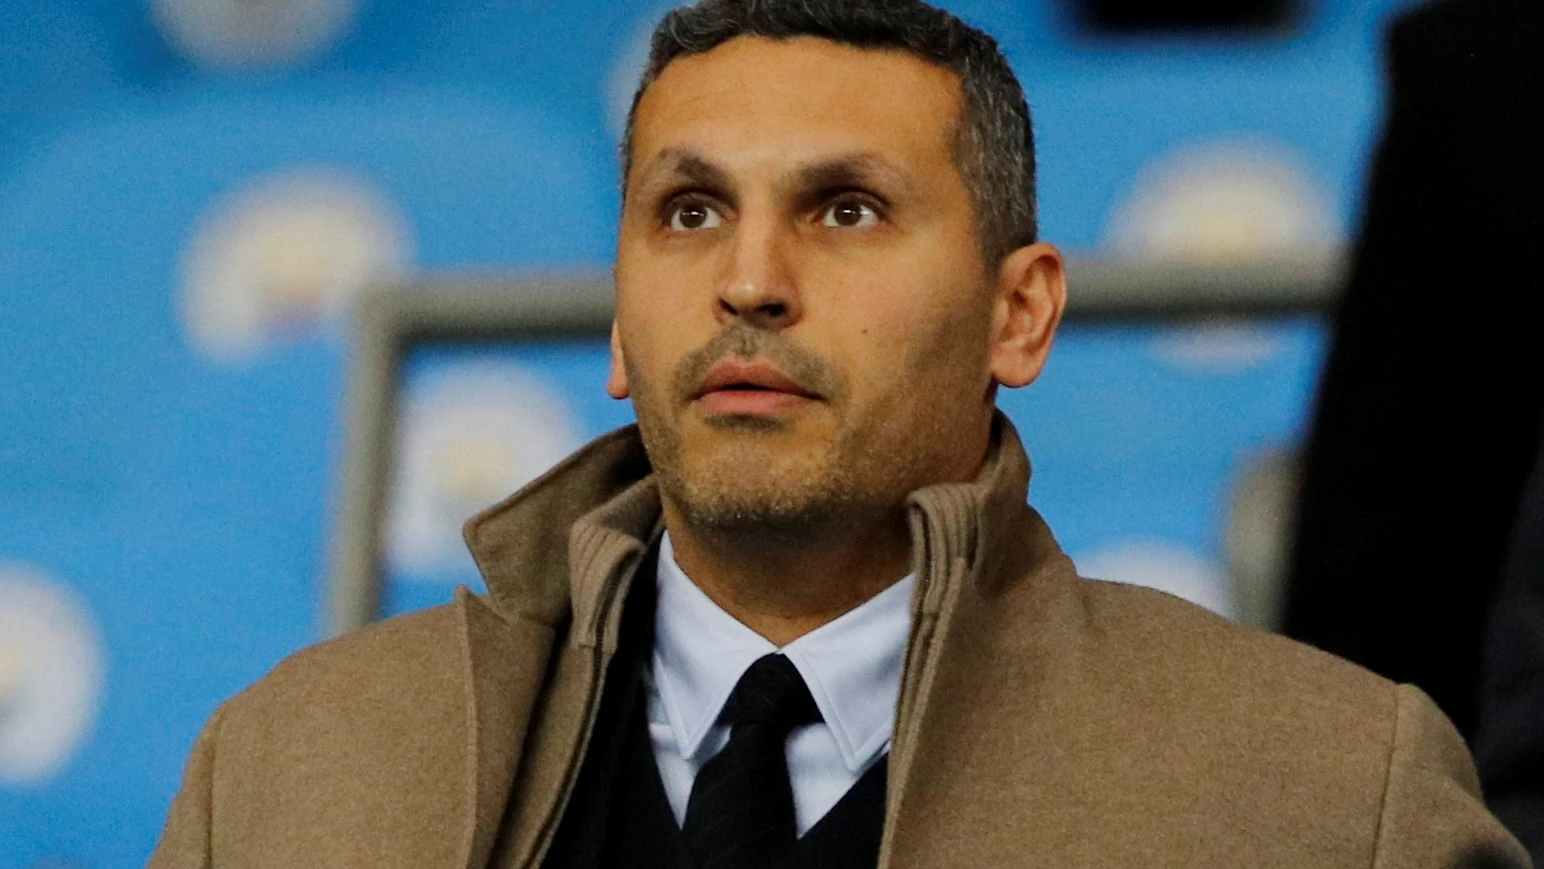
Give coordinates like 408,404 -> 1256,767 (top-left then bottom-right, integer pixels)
662,506 -> 913,647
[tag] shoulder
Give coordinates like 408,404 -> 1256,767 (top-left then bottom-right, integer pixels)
215,592 -> 542,740
1063,581 -> 1429,839
920,572 -> 1521,863
1076,577 -> 1388,688
229,602 -> 468,713
164,603 -> 483,833
1075,576 -> 1394,712
895,559 -> 1501,862
1067,577 -> 1406,775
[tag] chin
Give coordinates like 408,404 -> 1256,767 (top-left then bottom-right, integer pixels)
672,439 -> 847,533
684,414 -> 823,461
675,482 -> 843,539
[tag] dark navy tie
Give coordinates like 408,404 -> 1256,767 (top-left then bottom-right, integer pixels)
681,653 -> 822,869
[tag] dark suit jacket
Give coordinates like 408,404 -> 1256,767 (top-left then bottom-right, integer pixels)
1284,0 -> 1544,742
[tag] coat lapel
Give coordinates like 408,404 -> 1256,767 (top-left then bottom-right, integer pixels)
485,506 -> 660,869
880,415 -> 1079,868
879,509 -> 1083,867
454,587 -> 559,869
460,428 -> 663,869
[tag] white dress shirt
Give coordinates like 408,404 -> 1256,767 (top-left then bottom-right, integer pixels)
648,532 -> 915,836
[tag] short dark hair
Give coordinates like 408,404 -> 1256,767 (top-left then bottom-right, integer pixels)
622,0 -> 1038,264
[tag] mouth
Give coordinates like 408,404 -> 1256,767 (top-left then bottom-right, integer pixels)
690,357 -> 821,416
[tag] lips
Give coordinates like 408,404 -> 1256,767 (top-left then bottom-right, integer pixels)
692,358 -> 820,401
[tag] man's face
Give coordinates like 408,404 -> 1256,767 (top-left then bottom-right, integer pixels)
611,35 -> 1031,534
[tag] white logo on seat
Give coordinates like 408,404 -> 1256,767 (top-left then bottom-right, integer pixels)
1106,138 -> 1339,263
180,167 -> 413,362
386,362 -> 584,577
153,0 -> 358,69
0,566 -> 105,785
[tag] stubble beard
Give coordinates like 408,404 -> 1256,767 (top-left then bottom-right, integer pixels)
628,327 -> 904,548
654,414 -> 876,544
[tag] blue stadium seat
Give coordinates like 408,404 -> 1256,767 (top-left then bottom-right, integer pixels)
0,2 -> 131,151
303,0 -> 657,129
0,78 -> 615,867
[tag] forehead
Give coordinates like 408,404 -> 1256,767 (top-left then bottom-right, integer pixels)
629,35 -> 964,181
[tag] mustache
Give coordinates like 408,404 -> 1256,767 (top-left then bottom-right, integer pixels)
671,324 -> 844,405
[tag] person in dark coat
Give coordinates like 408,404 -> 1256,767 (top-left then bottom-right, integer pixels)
1284,0 -> 1544,743
1479,421 -> 1544,863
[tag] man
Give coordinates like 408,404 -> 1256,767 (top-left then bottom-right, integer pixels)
150,1 -> 1526,866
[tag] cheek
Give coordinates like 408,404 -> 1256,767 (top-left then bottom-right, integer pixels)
615,255 -> 718,369
614,300 -> 671,399
616,305 -> 718,416
828,305 -> 980,434
838,272 -> 989,377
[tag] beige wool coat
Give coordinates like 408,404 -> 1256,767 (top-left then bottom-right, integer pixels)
150,418 -> 1528,868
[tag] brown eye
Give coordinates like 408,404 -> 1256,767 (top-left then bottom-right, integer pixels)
669,201 -> 722,231
821,199 -> 879,228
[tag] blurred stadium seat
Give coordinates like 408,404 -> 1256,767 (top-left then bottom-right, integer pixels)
0,2 -> 128,152
0,78 -> 613,866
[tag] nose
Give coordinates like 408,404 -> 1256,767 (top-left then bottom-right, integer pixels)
715,217 -> 802,330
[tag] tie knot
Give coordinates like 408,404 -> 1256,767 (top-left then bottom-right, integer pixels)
718,653 -> 820,731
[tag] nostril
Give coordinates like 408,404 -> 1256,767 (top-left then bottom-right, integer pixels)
715,293 -> 795,325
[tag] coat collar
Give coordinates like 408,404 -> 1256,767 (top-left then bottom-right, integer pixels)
462,411 -> 1045,635
456,411 -> 1058,869
463,425 -> 660,637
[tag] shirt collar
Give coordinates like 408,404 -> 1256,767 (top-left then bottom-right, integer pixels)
650,531 -> 915,772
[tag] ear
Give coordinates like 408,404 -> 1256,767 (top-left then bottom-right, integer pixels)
606,320 -> 631,399
988,242 -> 1067,389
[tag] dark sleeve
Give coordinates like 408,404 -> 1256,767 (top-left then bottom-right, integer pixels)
1283,0 -> 1544,742
1479,420 -> 1544,864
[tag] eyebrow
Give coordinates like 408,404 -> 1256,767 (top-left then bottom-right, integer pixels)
634,148 -> 913,203
794,154 -> 911,198
641,148 -> 735,194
